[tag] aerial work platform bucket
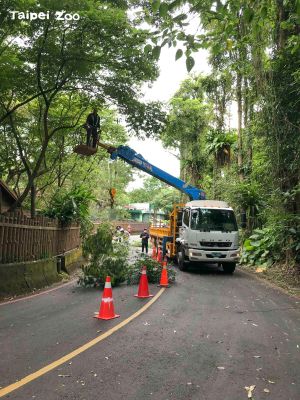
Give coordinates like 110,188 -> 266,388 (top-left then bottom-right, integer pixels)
74,144 -> 97,156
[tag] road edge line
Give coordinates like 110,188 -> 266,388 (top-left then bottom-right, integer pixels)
0,287 -> 166,398
0,279 -> 77,306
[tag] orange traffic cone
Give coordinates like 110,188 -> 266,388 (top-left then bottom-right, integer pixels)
134,266 -> 154,298
94,276 -> 120,320
159,263 -> 169,287
151,246 -> 157,260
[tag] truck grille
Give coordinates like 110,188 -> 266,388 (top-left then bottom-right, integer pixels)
200,241 -> 232,248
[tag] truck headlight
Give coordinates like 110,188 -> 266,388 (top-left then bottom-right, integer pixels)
190,252 -> 202,257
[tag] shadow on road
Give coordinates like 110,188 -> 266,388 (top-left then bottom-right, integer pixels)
172,263 -> 245,278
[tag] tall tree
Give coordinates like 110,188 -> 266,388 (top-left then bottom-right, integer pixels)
161,76 -> 212,188
0,0 -> 164,214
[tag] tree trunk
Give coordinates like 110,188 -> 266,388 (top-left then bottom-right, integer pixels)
58,136 -> 65,187
236,71 -> 243,182
30,184 -> 36,218
276,0 -> 288,50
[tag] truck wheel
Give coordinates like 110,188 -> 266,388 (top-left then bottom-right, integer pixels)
177,247 -> 189,271
222,262 -> 236,274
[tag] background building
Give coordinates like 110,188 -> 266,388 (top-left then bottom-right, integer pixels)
124,203 -> 167,223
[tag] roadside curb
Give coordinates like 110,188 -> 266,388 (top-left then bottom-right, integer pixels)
0,276 -> 77,306
238,267 -> 300,300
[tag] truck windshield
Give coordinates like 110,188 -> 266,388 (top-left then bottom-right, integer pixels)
190,208 -> 238,232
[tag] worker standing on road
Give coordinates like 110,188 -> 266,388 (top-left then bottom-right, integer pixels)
140,228 -> 150,254
86,108 -> 100,148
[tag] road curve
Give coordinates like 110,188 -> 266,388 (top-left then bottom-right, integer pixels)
0,265 -> 299,400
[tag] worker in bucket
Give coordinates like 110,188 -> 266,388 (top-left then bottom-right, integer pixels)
140,228 -> 150,254
85,108 -> 100,148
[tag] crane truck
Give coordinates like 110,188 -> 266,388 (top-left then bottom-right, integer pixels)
98,142 -> 239,274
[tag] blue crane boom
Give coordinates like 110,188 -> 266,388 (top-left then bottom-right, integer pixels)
101,144 -> 206,201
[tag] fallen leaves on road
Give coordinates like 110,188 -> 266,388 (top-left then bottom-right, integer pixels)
268,380 -> 275,384
264,388 -> 270,393
256,267 -> 266,273
244,385 -> 256,398
217,366 -> 225,370
253,355 -> 261,358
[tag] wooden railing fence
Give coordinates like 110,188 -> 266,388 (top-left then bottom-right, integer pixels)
93,221 -> 150,234
0,213 -> 80,264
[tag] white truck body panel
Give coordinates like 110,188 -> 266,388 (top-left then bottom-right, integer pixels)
177,200 -> 239,263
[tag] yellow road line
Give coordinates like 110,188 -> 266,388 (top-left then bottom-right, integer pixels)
0,288 -> 165,398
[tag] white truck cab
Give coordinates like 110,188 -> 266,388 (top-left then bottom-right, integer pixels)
176,200 -> 239,273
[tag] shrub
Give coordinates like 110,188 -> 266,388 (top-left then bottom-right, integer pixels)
43,185 -> 95,238
79,223 -> 129,287
240,215 -> 300,267
127,255 -> 176,285
83,222 -> 114,258
240,227 -> 279,267
79,251 -> 129,287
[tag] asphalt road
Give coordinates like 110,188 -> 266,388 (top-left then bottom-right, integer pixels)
0,262 -> 299,400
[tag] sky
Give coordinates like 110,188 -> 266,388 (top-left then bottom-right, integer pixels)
127,45 -> 211,191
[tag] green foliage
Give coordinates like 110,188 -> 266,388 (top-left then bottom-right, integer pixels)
151,188 -> 181,214
206,130 -> 236,152
0,0 -> 162,215
240,228 -> 280,267
232,182 -> 264,213
43,185 -> 95,236
241,216 -> 300,267
128,177 -> 180,213
79,251 -> 129,288
83,223 -> 114,257
205,129 -> 237,166
127,256 -> 176,285
144,0 -> 300,271
160,75 -> 211,186
79,223 -> 129,287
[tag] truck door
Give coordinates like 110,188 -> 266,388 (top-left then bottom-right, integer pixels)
180,208 -> 190,244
